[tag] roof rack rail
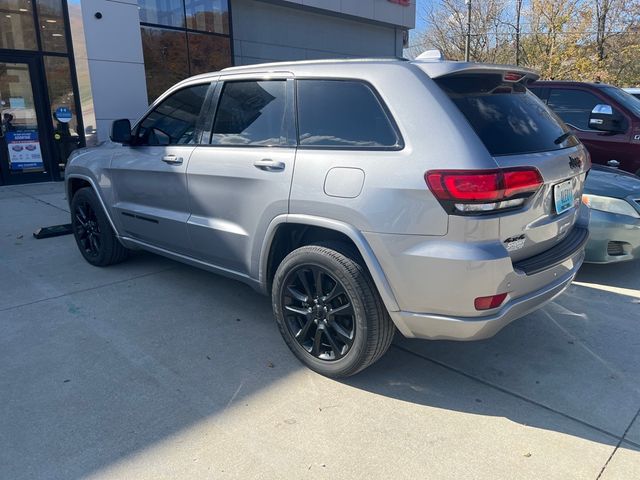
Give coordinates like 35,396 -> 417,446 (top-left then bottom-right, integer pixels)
221,56 -> 408,72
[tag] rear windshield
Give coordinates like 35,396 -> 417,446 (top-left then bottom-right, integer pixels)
436,74 -> 579,156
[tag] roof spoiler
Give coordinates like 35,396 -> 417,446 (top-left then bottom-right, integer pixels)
415,61 -> 540,84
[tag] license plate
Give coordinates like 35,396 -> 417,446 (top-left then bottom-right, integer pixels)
553,180 -> 573,214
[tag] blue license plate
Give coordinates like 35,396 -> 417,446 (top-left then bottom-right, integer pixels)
554,180 -> 573,214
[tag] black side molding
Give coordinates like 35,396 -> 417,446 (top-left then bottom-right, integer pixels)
514,226 -> 589,276
121,211 -> 159,224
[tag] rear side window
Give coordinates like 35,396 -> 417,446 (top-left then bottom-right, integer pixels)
547,89 -> 602,130
436,75 -> 579,156
296,80 -> 401,149
211,80 -> 287,146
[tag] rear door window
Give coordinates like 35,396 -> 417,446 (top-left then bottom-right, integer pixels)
547,89 -> 602,130
296,80 -> 401,149
436,74 -> 579,156
211,80 -> 288,146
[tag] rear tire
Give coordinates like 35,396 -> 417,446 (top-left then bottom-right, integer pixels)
71,187 -> 128,266
272,243 -> 394,377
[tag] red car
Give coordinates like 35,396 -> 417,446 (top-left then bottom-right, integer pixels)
530,81 -> 640,176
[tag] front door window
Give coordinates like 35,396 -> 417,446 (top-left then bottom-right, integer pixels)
0,60 -> 46,181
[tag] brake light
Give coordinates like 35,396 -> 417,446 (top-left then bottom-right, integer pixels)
425,168 -> 543,214
474,293 -> 508,311
503,72 -> 524,82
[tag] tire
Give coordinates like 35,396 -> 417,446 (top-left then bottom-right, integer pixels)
71,187 -> 129,267
272,243 -> 394,377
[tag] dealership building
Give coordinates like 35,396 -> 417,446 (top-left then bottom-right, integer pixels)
0,0 -> 415,185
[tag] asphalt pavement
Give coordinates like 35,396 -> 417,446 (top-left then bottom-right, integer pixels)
1,182 -> 638,479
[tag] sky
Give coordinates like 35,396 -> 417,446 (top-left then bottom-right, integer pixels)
414,0 -> 428,33
409,0 -> 428,50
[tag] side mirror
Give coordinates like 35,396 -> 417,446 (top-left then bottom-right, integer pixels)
589,104 -> 625,133
110,119 -> 132,144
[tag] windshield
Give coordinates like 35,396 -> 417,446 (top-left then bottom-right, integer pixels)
601,86 -> 640,117
436,74 -> 580,156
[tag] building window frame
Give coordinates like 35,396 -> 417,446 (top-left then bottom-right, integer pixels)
138,0 -> 234,104
0,0 -> 86,183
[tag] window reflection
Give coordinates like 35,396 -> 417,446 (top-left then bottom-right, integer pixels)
141,26 -> 189,103
138,0 -> 185,28
43,55 -> 77,134
0,0 -> 38,50
138,83 -> 209,145
185,0 -> 228,34
36,0 -> 67,52
139,0 -> 232,103
211,81 -> 286,146
43,55 -> 81,173
188,32 -> 231,75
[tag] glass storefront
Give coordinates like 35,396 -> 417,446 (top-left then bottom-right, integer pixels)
0,0 -> 83,185
138,0 -> 232,103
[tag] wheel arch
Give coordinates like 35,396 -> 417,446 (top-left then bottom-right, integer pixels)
259,214 -> 400,313
66,174 -> 120,236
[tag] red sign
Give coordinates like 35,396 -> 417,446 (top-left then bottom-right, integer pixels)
388,0 -> 411,5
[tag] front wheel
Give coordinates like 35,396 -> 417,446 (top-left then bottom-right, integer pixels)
71,187 -> 129,266
272,244 -> 394,377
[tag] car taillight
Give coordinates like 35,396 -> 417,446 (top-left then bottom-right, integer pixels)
503,72 -> 524,82
425,167 -> 543,214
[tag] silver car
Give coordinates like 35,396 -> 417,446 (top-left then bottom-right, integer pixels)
65,57 -> 590,377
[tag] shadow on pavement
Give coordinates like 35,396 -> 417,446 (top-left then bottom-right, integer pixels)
2,230 -> 639,479
576,261 -> 640,291
343,276 -> 640,451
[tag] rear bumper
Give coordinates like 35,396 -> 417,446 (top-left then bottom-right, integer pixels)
364,221 -> 587,340
389,258 -> 580,340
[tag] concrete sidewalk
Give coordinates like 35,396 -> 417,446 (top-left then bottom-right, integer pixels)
0,182 -> 638,479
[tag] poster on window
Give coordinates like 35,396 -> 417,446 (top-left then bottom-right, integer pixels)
6,130 -> 44,171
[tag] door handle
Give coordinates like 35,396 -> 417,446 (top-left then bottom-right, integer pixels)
254,158 -> 285,172
162,155 -> 183,165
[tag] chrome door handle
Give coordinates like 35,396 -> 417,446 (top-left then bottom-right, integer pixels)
254,158 -> 285,172
162,155 -> 183,165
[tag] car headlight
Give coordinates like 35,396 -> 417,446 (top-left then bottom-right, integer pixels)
582,194 -> 640,218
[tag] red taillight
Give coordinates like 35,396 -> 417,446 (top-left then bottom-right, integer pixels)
474,293 -> 508,311
503,169 -> 544,198
503,72 -> 524,82
425,168 -> 543,204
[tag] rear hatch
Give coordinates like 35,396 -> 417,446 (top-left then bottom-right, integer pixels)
419,62 -> 590,262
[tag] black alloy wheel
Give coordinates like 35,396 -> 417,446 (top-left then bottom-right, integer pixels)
71,187 -> 129,266
272,243 -> 395,377
281,265 -> 356,361
74,200 -> 102,258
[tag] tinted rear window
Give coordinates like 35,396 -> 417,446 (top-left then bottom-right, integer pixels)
296,80 -> 401,149
436,75 -> 579,156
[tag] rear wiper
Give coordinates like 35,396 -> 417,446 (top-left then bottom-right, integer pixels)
554,132 -> 573,145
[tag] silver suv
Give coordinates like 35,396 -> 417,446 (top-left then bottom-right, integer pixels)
65,57 -> 590,377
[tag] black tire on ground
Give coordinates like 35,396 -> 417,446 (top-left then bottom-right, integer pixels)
71,187 -> 129,267
272,242 -> 394,378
